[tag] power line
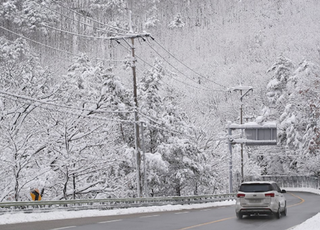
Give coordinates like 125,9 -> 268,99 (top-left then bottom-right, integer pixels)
0,90 -> 192,136
134,65 -> 178,91
38,22 -> 150,43
149,36 -> 227,89
132,54 -> 215,94
0,25 -> 122,65
0,93 -> 135,124
56,2 -> 129,35
44,2 -> 225,90
142,38 -> 223,92
40,2 -> 220,92
38,2 -> 120,36
147,39 -> 225,92
0,25 -> 75,56
115,39 -> 215,92
49,1 -> 209,89
121,44 -> 200,92
138,112 -> 192,137
0,30 -> 186,137
143,38 -> 211,88
40,23 -> 109,40
114,39 -> 153,67
0,90 -> 135,115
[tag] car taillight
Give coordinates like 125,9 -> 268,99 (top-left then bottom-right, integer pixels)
237,193 -> 245,198
265,193 -> 275,197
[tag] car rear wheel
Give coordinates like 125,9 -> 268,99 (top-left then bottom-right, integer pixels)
281,203 -> 287,216
275,204 -> 281,219
236,213 -> 243,219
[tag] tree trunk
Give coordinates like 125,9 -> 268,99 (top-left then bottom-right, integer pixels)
63,170 -> 69,200
73,173 -> 76,199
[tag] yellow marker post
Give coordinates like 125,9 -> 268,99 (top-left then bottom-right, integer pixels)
30,189 -> 42,201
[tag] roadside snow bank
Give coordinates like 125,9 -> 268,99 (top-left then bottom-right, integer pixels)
284,187 -> 320,230
0,200 -> 235,225
291,212 -> 320,230
284,187 -> 320,195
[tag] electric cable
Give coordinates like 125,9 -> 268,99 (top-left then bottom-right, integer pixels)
0,91 -> 190,136
144,38 -> 213,90
0,25 -> 122,65
46,1 -> 226,90
134,65 -> 177,91
143,38 -> 226,92
115,39 -> 216,92
0,93 -> 136,124
38,2 -> 121,35
42,2 -> 218,92
134,60 -> 210,95
40,23 -> 111,40
0,90 -> 135,115
55,2 -> 130,35
47,4 -> 212,93
0,25 -> 75,56
149,36 -> 227,89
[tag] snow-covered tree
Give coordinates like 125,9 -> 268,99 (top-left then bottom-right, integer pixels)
0,37 -> 53,201
263,57 -> 320,176
0,0 -> 57,33
137,60 -> 220,196
44,54 -> 138,199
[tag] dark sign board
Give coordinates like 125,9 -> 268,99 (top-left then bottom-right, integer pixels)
228,123 -> 277,145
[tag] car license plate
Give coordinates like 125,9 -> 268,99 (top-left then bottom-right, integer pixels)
249,199 -> 261,203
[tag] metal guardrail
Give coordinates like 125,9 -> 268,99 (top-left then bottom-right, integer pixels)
245,175 -> 320,189
0,193 -> 236,214
3,176 -> 317,214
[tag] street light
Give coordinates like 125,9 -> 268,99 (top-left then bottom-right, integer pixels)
230,85 -> 253,182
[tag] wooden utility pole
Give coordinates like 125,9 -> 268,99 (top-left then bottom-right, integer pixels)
130,36 -> 142,197
108,1 -> 151,198
110,33 -> 150,198
141,122 -> 148,197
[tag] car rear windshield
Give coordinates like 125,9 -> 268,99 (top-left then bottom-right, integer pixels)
239,183 -> 273,192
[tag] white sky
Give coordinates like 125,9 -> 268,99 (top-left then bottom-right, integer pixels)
0,188 -> 319,229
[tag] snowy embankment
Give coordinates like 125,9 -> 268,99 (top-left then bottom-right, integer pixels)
0,188 -> 319,229
0,200 -> 235,225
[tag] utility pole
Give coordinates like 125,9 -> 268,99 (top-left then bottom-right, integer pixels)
228,126 -> 233,193
231,85 -> 253,182
110,32 -> 150,198
131,36 -> 142,197
110,33 -> 150,197
141,122 -> 148,197
107,2 -> 151,198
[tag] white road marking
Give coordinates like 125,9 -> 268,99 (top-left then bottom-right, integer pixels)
200,209 -> 211,212
139,215 -> 159,218
175,211 -> 189,214
50,226 -> 76,230
98,219 -> 122,224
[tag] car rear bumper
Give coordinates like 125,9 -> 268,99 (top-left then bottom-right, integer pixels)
237,208 -> 274,215
235,199 -> 279,214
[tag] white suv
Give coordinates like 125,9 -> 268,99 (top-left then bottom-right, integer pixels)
235,181 -> 287,219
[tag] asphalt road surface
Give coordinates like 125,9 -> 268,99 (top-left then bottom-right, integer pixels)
1,192 -> 320,230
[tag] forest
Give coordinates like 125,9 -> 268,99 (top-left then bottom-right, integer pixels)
0,0 -> 320,201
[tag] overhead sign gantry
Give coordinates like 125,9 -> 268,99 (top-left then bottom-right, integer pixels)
227,121 -> 277,193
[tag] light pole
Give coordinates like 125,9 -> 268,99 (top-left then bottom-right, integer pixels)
228,126 -> 233,193
231,85 -> 253,182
